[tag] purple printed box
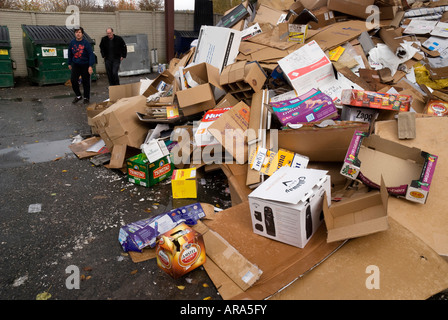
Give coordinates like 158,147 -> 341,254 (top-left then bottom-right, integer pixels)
340,130 -> 438,204
270,89 -> 338,126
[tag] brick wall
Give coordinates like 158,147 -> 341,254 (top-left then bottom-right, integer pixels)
0,9 -> 216,77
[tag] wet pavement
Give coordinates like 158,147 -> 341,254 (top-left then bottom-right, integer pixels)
0,74 -> 230,302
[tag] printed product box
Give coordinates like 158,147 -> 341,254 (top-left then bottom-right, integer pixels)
119,203 -> 207,252
194,107 -> 231,147
192,26 -> 242,72
248,167 -> 331,248
156,223 -> 206,279
340,89 -> 412,112
127,153 -> 173,188
270,88 -> 338,125
249,147 -> 309,176
278,40 -> 335,95
340,131 -> 438,204
424,100 -> 448,117
171,168 -> 197,199
341,105 -> 379,124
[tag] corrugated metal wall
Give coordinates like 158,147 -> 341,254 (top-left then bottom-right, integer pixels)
0,9 -> 216,77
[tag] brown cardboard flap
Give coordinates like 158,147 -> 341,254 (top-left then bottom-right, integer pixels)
109,144 -> 127,169
308,20 -> 371,51
203,229 -> 263,291
277,121 -> 370,162
327,0 -> 374,19
109,82 -> 141,102
208,102 -> 251,164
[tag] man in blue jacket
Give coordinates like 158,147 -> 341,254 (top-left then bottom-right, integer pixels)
99,28 -> 127,86
68,27 -> 95,104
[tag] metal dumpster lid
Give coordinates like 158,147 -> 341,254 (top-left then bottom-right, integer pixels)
21,25 -> 95,46
0,25 -> 11,49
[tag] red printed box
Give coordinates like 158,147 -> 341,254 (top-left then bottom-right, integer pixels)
341,89 -> 412,112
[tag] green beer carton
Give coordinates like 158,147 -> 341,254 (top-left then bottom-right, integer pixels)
127,153 -> 173,187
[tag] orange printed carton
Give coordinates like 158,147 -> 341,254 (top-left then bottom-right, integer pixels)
156,223 -> 206,279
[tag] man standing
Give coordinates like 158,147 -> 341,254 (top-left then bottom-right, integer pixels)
99,28 -> 127,86
68,27 -> 95,104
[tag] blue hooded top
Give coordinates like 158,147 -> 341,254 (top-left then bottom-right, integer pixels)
68,38 -> 95,67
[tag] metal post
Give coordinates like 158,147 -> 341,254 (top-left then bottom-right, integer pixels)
165,0 -> 175,62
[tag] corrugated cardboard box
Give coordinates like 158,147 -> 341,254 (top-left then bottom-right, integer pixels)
192,26 -> 242,72
175,62 -> 224,116
127,153 -> 173,188
340,130 -> 438,204
277,121 -> 370,162
92,95 -> 148,151
220,60 -> 267,101
208,101 -> 251,164
248,167 -> 331,248
278,40 -> 335,95
171,168 -> 198,199
323,181 -> 389,243
327,0 -> 374,19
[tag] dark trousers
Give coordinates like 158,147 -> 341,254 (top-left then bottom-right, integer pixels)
71,63 -> 91,99
105,59 -> 121,86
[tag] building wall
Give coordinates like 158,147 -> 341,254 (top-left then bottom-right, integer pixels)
0,9 -> 215,77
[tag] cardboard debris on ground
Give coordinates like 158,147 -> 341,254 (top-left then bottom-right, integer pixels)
69,0 -> 448,300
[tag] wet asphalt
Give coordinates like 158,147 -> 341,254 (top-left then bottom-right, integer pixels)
0,73 -> 230,302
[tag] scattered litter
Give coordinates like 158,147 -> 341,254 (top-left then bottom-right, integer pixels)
12,274 -> 28,287
36,291 -> 51,300
28,203 -> 42,213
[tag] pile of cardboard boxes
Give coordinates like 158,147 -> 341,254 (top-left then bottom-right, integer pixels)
72,0 -> 448,300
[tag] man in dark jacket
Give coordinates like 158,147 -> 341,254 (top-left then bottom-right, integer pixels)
68,27 -> 95,104
99,28 -> 127,86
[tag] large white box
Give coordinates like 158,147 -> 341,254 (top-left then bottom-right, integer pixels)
192,26 -> 242,72
278,40 -> 335,95
248,167 -> 331,248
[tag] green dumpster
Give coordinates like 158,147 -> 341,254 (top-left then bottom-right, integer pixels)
21,25 -> 97,86
0,25 -> 14,88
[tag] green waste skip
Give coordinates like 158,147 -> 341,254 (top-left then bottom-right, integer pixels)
0,25 -> 14,88
21,24 -> 98,86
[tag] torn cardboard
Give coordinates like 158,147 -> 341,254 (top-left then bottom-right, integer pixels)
208,101 -> 251,164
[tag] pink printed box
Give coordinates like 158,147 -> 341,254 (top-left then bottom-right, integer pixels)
340,131 -> 438,204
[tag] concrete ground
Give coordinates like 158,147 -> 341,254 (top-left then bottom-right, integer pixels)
0,73 -> 229,301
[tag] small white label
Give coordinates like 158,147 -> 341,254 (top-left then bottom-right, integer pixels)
251,147 -> 267,171
42,47 -> 57,57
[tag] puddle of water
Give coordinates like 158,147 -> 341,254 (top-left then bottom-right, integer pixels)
0,139 -> 75,168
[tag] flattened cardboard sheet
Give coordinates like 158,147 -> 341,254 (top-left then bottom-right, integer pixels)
375,117 -> 448,258
269,218 -> 448,300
